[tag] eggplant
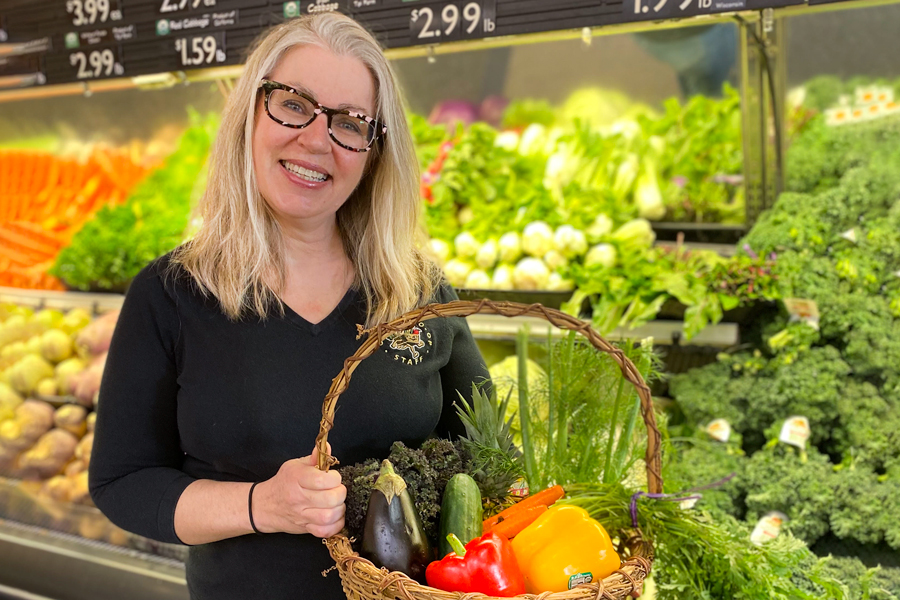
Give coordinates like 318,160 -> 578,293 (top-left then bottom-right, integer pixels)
360,459 -> 433,583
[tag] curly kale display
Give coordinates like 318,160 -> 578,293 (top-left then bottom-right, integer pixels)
741,443 -> 835,545
339,439 -> 469,546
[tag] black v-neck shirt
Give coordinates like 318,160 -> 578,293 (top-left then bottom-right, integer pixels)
89,253 -> 490,600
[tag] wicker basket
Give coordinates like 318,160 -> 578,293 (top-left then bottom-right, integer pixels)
314,299 -> 662,600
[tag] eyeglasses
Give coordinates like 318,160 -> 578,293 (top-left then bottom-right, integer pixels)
258,79 -> 386,152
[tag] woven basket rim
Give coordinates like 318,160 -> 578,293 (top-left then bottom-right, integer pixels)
314,299 -> 661,600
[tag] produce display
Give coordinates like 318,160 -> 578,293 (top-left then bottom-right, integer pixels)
415,87 -> 772,339
663,88 -> 900,597
0,302 -> 187,556
0,148 -> 152,289
50,111 -> 218,292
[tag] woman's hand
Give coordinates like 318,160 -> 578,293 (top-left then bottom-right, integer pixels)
252,445 -> 346,538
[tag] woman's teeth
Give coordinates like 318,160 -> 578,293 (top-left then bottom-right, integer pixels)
281,161 -> 328,182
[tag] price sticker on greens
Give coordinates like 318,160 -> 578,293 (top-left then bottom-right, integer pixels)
409,1 -> 496,43
778,416 -> 810,449
175,33 -> 226,68
68,47 -> 124,80
750,511 -> 787,545
783,298 -> 820,331
66,0 -> 123,27
159,0 -> 216,13
706,419 -> 732,443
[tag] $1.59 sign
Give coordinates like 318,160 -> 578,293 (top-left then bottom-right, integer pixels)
66,0 -> 122,27
175,32 -> 226,68
410,1 -> 497,43
69,47 -> 124,79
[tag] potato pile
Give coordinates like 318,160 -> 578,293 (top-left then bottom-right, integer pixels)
0,303 -> 118,505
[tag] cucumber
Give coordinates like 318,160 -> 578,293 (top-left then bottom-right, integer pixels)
438,473 -> 483,558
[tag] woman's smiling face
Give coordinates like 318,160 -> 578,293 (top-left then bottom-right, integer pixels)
253,44 -> 376,229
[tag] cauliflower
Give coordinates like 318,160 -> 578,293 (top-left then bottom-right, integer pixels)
513,258 -> 551,290
585,243 -> 617,269
454,231 -> 480,258
475,239 -> 500,270
553,225 -> 588,258
464,269 -> 491,289
543,250 -> 568,271
443,259 -> 474,288
498,232 -> 522,263
547,273 -> 574,291
491,265 -> 515,290
522,221 -> 554,257
428,239 -> 452,265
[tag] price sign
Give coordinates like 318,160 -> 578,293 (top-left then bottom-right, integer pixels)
627,0 -> 746,19
410,1 -> 496,43
175,32 -> 226,68
66,0 -> 123,27
159,0 -> 216,14
68,47 -> 124,80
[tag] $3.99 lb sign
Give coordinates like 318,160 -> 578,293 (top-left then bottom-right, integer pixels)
409,0 -> 497,43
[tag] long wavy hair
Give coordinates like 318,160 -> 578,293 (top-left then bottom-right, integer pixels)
174,13 -> 440,327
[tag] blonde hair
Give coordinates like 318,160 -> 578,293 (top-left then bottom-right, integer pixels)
174,13 -> 440,327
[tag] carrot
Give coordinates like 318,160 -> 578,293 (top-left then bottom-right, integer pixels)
489,504 -> 548,539
482,484 -> 565,532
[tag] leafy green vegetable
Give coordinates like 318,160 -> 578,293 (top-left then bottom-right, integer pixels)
52,111 -> 217,291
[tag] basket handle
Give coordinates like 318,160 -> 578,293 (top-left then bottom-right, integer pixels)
314,299 -> 663,494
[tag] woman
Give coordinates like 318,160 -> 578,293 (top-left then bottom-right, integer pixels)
89,13 -> 490,599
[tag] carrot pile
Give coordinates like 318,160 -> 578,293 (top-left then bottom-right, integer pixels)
0,148 -> 152,290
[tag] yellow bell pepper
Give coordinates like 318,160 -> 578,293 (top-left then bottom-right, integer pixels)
510,504 -> 620,593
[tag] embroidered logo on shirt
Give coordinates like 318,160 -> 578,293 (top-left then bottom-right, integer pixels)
382,321 -> 433,365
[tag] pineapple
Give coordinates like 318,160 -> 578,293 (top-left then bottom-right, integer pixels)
455,383 -> 524,507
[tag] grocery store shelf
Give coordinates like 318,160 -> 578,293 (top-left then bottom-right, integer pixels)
0,520 -> 188,600
0,288 -> 124,314
467,314 -> 739,347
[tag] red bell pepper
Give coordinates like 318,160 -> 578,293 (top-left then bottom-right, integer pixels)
425,531 -> 526,597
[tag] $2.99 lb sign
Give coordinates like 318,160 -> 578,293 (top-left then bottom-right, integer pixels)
409,0 -> 497,43
68,46 -> 124,80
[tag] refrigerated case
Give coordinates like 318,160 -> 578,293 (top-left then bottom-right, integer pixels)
2,1 -> 900,597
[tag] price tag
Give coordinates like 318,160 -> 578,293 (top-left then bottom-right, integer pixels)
409,1 -> 497,44
750,511 -> 787,545
778,416 -> 810,449
175,32 -> 226,68
783,298 -> 819,331
68,46 -> 124,80
159,0 -> 216,14
66,0 -> 123,27
706,418 -> 732,443
626,0 -> 745,20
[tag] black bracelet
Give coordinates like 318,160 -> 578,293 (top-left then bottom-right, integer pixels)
248,481 -> 263,534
